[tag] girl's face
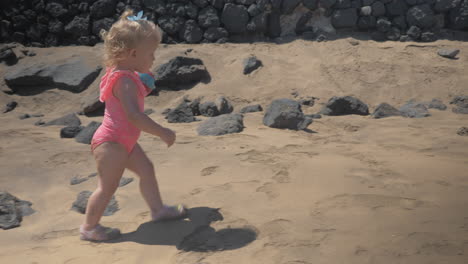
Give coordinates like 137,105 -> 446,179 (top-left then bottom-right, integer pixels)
130,40 -> 158,73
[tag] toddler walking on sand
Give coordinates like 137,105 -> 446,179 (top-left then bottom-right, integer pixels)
80,10 -> 187,241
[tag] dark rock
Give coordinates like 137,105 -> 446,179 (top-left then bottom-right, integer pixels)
457,127 -> 468,136
144,0 -> 166,13
393,16 -> 408,30
399,101 -> 431,118
216,96 -> 234,114
60,126 -> 84,138
320,0 -> 337,9
26,24 -> 48,42
282,0 -> 302,14
65,15 -> 90,37
240,104 -> 263,113
302,31 -> 317,40
372,1 -> 386,16
70,175 -> 89,185
90,0 -> 117,19
92,18 -> 114,36
45,34 -> 60,47
263,99 -> 312,130
387,0 -> 408,16
421,31 -> 436,42
186,2 -> 199,19
386,27 -> 401,41
296,12 -> 314,34
377,18 -> 392,32
299,97 -> 315,106
71,190 -> 118,216
424,98 -> 447,110
271,0 -> 282,10
180,20 -> 203,43
237,0 -> 255,5
5,57 -> 102,93
221,4 -> 249,33
3,101 -> 17,113
247,12 -> 269,33
450,95 -> 468,114
44,113 -> 81,127
407,25 -> 422,39
154,56 -> 209,89
194,0 -> 210,8
19,114 -> 30,120
166,102 -> 196,123
197,113 -> 244,136
75,121 -> 101,144
319,96 -> 370,116
158,16 -> 186,35
200,101 -> 220,116
435,0 -> 460,13
12,15 -> 28,31
34,120 -> 46,126
213,0 -> 227,9
316,33 -> 328,42
371,103 -> 402,118
0,49 -> 18,66
144,108 -> 155,115
48,20 -> 64,34
335,0 -> 352,9
162,108 -> 172,115
198,7 -> 220,28
119,177 -> 134,187
371,31 -> 387,41
399,35 -> 412,42
0,192 -> 34,230
45,2 -> 68,18
12,32 -> 26,43
448,0 -> 468,30
167,3 -> 187,16
81,88 -> 105,116
248,4 -> 262,17
358,16 -> 377,30
243,56 -> 263,74
304,0 -> 319,10
331,8 -> 358,28
362,0 -> 374,5
268,11 -> 282,38
204,27 -> 229,41
407,4 -> 435,29
217,37 -> 228,43
306,114 -> 322,119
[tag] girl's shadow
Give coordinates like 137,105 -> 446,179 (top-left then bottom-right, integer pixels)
104,207 -> 257,252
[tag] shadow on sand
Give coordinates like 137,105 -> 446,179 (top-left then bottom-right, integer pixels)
103,206 -> 257,252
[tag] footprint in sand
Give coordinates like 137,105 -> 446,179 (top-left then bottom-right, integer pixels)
314,194 -> 428,213
272,168 -> 290,184
32,228 -> 79,241
201,166 -> 219,176
256,182 -> 280,199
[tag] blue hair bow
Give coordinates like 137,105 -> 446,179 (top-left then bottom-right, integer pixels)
127,11 -> 147,21
138,73 -> 156,91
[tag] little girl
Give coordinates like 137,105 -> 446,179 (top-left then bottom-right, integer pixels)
80,10 -> 186,241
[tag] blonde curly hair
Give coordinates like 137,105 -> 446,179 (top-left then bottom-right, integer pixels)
101,9 -> 162,67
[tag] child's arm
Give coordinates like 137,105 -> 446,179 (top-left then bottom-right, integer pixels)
113,77 -> 175,147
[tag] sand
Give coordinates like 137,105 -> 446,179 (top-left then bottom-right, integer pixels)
1,38 -> 468,264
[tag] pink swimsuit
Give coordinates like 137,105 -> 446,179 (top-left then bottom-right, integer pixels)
91,69 -> 151,154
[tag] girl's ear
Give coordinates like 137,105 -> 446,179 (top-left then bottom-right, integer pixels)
129,49 -> 137,58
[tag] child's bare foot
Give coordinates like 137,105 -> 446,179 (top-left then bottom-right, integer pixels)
151,204 -> 187,222
79,224 -> 121,241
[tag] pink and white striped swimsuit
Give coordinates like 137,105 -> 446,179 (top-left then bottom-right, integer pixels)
91,69 -> 151,154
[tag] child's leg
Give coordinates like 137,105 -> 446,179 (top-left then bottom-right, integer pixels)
126,143 -> 186,221
126,143 -> 163,216
83,142 -> 128,231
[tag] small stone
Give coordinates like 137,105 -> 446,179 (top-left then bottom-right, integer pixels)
3,101 -> 18,113
243,56 -> 263,75
372,103 -> 402,119
71,190 -> 118,216
349,39 -> 360,46
319,96 -> 369,116
119,177 -> 134,187
399,101 -> 431,118
197,113 -> 244,136
240,104 -> 263,113
70,175 -> 89,185
75,121 -> 101,144
19,114 -> 31,120
144,108 -> 155,115
44,113 -> 81,127
425,99 -> 447,111
305,114 -> 322,119
60,126 -> 84,138
457,127 -> 468,136
438,49 -> 460,59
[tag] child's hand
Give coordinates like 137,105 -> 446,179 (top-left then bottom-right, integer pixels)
160,127 -> 176,147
